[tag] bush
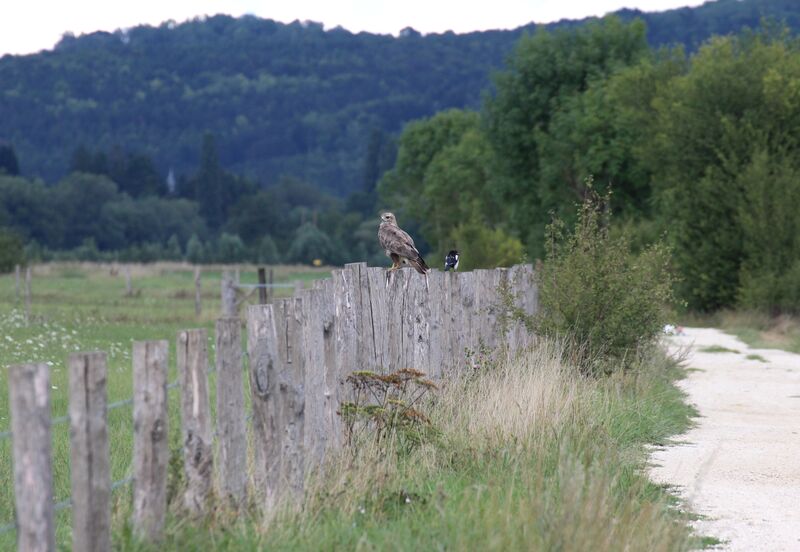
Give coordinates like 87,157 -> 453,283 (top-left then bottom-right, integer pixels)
216,232 -> 247,263
448,220 -> 524,270
257,235 -> 281,264
536,188 -> 675,374
0,228 -> 24,272
186,234 -> 205,264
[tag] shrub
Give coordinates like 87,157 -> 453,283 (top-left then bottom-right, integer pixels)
536,187 -> 675,374
257,235 -> 281,264
0,228 -> 24,272
186,234 -> 205,264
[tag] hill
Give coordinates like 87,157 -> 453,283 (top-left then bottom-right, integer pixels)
0,0 -> 798,194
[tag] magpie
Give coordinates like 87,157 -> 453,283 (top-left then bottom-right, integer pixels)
444,250 -> 459,271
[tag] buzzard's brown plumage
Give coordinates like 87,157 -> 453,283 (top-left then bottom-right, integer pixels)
378,212 -> 431,274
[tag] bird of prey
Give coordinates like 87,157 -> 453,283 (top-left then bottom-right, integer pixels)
378,212 -> 431,274
444,250 -> 460,271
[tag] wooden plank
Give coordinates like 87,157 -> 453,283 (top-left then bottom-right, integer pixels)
293,280 -> 304,296
177,329 -> 213,515
445,271 -> 463,374
246,304 -> 281,509
14,264 -> 20,302
301,288 -> 329,466
8,362 -> 55,552
458,270 -> 476,363
194,266 -> 202,317
68,352 -> 111,552
132,340 -> 169,542
426,270 -> 446,379
124,265 -> 132,297
215,317 -> 248,506
347,262 -> 377,373
221,270 -> 237,317
273,297 -> 306,501
258,268 -> 268,304
365,267 -> 389,372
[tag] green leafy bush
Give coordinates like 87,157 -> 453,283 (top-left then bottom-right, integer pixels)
0,228 -> 24,272
536,188 -> 675,374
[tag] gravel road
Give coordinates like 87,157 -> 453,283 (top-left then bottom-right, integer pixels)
650,327 -> 800,551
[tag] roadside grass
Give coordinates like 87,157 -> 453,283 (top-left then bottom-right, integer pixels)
0,262 -> 329,549
700,345 -> 740,354
114,343 -> 699,551
684,310 -> 800,354
745,354 -> 768,363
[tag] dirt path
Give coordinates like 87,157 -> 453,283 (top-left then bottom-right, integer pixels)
650,328 -> 800,551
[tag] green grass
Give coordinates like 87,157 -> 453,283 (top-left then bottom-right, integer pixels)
700,345 -> 740,354
745,354 -> 768,363
0,263 -> 701,550
113,345 -> 699,551
0,262 -> 329,549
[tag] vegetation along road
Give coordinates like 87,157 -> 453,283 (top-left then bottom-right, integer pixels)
651,328 -> 800,551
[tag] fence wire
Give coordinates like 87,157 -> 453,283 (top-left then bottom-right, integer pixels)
0,347 -> 232,536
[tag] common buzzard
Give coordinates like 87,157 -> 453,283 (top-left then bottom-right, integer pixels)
378,212 -> 431,274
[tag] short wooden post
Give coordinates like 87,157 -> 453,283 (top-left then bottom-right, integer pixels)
124,266 -> 132,297
221,270 -> 237,317
24,266 -> 31,325
194,266 -> 202,317
246,304 -> 280,509
14,264 -> 20,302
8,362 -> 55,552
258,268 -> 268,304
132,340 -> 169,542
69,352 -> 111,552
215,317 -> 247,505
177,329 -> 213,515
268,268 -> 274,303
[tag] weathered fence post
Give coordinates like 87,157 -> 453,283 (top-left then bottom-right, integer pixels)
132,340 -> 169,542
215,317 -> 247,506
221,270 -> 237,317
14,264 -> 20,302
24,266 -> 31,325
246,304 -> 281,509
69,352 -> 111,552
273,297 -> 306,502
124,265 -> 132,297
258,268 -> 268,304
268,268 -> 274,302
8,362 -> 55,552
177,329 -> 213,515
194,266 -> 202,317
293,280 -> 304,296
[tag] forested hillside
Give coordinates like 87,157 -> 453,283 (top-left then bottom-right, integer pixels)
0,0 -> 798,192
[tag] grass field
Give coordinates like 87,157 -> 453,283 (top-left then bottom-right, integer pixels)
0,262 -> 329,549
0,262 -> 701,550
683,310 -> 800,354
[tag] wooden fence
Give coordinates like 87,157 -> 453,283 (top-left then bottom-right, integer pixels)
2,263 -> 536,550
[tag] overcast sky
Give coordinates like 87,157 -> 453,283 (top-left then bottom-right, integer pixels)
1,0 -> 708,57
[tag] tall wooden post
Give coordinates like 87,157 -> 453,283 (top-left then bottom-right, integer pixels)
177,329 -> 213,515
69,352 -> 111,552
215,317 -> 247,505
14,264 -> 20,302
194,266 -> 202,317
8,362 -> 55,552
24,266 -> 31,325
132,340 -> 169,542
258,268 -> 268,304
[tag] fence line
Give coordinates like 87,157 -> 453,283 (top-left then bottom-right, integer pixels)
2,263 -> 537,549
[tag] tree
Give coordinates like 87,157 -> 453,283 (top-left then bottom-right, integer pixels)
649,30 -> 800,310
0,228 -> 24,272
485,17 -> 649,257
186,234 -> 205,263
286,222 -> 334,264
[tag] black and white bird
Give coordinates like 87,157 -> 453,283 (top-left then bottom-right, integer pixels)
444,250 -> 459,271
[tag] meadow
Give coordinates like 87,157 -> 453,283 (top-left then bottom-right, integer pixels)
0,262 -> 703,550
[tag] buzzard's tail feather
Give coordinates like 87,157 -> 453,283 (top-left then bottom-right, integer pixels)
410,256 -> 431,275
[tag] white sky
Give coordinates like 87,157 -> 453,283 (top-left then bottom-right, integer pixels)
1,0 -> 708,57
